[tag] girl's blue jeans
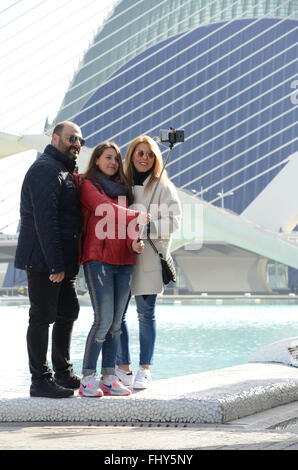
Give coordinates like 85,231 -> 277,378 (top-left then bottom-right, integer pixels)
82,261 -> 133,376
117,294 -> 157,366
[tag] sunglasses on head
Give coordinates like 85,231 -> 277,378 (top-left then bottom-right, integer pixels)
69,135 -> 85,146
135,150 -> 154,159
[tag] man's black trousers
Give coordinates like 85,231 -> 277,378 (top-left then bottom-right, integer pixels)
26,271 -> 80,383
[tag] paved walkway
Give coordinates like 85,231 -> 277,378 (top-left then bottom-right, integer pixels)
2,363 -> 298,451
1,406 -> 298,450
2,363 -> 298,424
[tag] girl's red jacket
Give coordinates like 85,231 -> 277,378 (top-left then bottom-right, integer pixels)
77,177 -> 140,266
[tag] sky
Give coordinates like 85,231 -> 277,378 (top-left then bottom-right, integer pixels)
0,0 -> 117,233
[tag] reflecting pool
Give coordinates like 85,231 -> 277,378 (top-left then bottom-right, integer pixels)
1,299 -> 298,398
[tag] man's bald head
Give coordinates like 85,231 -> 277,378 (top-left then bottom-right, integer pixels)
52,121 -> 81,138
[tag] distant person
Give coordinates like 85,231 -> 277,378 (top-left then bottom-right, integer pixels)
15,121 -> 84,398
116,135 -> 181,389
77,142 -> 148,397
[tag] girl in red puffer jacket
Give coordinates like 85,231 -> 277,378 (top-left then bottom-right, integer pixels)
77,142 -> 149,398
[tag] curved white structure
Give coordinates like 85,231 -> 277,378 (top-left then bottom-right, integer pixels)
249,337 -> 298,367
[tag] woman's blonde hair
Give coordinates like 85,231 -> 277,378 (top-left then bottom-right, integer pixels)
124,135 -> 169,191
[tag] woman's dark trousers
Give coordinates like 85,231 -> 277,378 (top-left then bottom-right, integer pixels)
26,271 -> 80,383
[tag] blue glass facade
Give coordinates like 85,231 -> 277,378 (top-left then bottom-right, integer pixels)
74,18 -> 297,214
56,0 -> 297,123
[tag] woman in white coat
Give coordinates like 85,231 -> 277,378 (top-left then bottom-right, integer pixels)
116,135 -> 181,389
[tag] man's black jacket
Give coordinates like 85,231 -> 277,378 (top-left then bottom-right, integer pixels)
15,145 -> 82,276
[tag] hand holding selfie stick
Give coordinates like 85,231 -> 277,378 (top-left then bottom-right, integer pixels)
138,128 -> 184,241
147,128 -> 184,209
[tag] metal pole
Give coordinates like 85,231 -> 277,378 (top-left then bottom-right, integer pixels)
146,143 -> 173,210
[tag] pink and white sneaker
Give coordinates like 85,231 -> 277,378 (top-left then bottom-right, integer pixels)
99,375 -> 131,396
79,375 -> 104,397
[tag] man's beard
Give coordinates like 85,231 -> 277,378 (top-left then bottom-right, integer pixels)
65,146 -> 78,160
57,137 -> 79,160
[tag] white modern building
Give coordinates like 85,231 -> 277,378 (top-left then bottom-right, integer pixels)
2,0 -> 298,294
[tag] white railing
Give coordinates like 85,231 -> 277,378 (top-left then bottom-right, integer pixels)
0,234 -> 18,240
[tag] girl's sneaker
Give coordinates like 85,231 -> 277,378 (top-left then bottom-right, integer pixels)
79,375 -> 104,397
133,367 -> 152,389
99,375 -> 132,396
115,367 -> 134,387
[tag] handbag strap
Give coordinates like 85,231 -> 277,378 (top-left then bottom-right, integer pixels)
147,234 -> 164,259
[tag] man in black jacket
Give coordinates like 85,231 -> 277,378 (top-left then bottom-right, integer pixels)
15,121 -> 84,398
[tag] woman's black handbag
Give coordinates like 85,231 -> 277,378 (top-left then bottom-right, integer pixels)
159,252 -> 177,284
147,236 -> 176,285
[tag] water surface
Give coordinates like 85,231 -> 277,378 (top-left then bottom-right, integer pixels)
1,299 -> 298,398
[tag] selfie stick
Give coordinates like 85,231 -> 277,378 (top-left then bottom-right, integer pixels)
137,143 -> 174,241
146,142 -> 174,210
139,128 -> 184,239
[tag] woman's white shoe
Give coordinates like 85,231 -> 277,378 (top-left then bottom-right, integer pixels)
115,367 -> 134,387
133,367 -> 152,389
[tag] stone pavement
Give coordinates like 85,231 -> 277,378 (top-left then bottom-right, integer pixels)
2,363 -> 298,424
1,404 -> 298,450
2,362 -> 298,451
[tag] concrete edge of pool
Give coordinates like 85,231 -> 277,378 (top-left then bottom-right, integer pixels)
2,362 -> 298,424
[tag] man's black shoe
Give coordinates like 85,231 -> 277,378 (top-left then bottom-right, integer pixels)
30,377 -> 74,398
55,374 -> 81,390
